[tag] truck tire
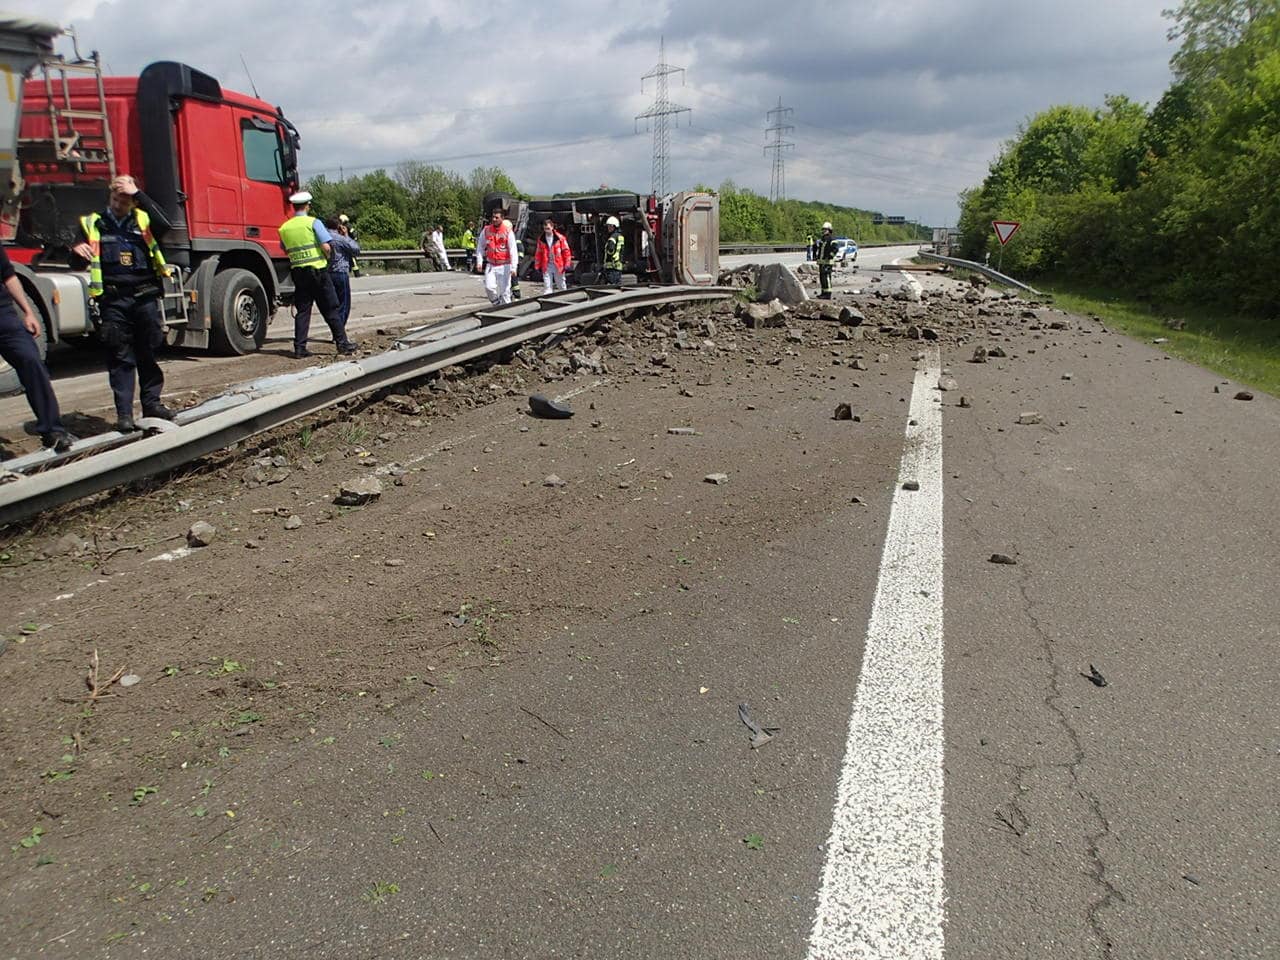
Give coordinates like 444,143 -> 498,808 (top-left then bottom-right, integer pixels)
528,198 -> 577,214
576,194 -> 640,215
209,268 -> 268,356
0,283 -> 50,397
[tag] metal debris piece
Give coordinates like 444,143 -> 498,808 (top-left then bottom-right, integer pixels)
1082,664 -> 1108,688
738,702 -> 780,749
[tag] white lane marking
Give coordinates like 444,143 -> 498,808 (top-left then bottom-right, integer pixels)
807,345 -> 945,960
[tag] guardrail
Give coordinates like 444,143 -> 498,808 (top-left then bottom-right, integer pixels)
917,251 -> 1042,296
0,285 -> 733,525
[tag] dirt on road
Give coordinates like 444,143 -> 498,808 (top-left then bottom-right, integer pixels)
0,269 -> 1115,956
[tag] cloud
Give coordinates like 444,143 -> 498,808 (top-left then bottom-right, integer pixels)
13,0 -> 1176,223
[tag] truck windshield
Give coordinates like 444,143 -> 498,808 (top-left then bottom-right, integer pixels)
242,123 -> 284,184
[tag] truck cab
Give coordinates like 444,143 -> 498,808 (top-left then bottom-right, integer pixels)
10,41 -> 300,358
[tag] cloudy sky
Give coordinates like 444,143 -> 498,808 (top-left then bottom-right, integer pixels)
18,0 -> 1176,225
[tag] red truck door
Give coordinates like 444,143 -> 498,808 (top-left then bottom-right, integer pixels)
175,98 -> 243,239
235,110 -> 291,254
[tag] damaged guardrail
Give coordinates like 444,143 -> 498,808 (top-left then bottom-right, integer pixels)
0,285 -> 732,527
916,251 -> 1043,296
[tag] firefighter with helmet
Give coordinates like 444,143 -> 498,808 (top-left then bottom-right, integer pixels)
815,221 -> 838,300
602,216 -> 624,286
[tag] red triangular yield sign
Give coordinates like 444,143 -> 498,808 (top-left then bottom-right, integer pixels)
992,220 -> 1021,246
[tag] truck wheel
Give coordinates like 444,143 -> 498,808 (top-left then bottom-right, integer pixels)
0,285 -> 49,396
209,268 -> 268,355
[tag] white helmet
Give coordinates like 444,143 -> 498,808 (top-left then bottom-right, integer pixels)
605,216 -> 620,228
822,221 -> 833,231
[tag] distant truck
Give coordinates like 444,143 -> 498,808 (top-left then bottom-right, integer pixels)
1,17 -> 303,393
480,190 -> 719,287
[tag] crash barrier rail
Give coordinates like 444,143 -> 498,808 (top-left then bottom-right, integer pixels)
0,285 -> 733,526
916,251 -> 1042,296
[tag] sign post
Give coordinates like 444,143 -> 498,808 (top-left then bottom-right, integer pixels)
991,220 -> 1021,274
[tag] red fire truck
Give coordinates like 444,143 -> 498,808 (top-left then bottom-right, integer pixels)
1,18 -> 301,392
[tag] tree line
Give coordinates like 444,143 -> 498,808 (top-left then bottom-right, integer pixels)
303,166 -> 924,249
957,0 -> 1280,315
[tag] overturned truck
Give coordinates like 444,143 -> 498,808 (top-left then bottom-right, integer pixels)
481,190 -> 719,287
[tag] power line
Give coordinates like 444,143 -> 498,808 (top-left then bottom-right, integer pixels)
635,37 -> 691,195
764,97 -> 795,203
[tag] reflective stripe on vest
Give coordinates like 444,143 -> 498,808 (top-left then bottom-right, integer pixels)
280,215 -> 327,269
482,225 -> 511,265
80,209 -> 168,298
604,231 -> 624,270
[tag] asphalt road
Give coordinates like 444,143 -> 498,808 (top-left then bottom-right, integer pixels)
1,251 -> 1275,958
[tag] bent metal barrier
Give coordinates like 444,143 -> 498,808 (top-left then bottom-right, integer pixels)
0,285 -> 732,527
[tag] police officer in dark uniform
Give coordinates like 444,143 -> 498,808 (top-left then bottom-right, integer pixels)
72,174 -> 175,432
0,245 -> 75,451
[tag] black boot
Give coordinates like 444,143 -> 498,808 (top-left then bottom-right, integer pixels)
142,403 -> 176,421
40,430 -> 77,453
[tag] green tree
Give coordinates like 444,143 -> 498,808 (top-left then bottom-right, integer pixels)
356,202 -> 407,241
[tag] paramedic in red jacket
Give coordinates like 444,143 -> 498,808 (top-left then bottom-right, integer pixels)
475,208 -> 517,305
534,216 -> 572,293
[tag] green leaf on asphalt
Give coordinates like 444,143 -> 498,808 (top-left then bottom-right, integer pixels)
600,864 -> 619,879
743,833 -> 765,851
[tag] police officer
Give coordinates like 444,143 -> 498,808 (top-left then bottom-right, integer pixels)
461,221 -> 477,272
279,191 -> 357,359
602,216 -> 624,286
0,244 -> 75,451
72,174 -> 175,432
815,221 -> 838,300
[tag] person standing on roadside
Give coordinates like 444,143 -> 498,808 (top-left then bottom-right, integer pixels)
0,244 -> 75,450
326,216 -> 361,329
432,224 -> 453,272
71,174 -> 176,432
815,221 -> 838,300
339,214 -> 362,277
475,208 -> 517,305
602,216 -> 624,285
534,216 -> 572,294
461,221 -> 477,272
279,191 -> 358,358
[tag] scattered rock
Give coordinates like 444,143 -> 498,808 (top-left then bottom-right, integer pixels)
987,346 -> 1008,358
1234,391 -> 1254,401
970,346 -> 988,364
384,559 -> 406,568
528,394 -> 574,419
186,521 -> 217,548
850,495 -> 865,505
703,473 -> 729,485
241,464 -> 291,487
1082,664 -> 1108,688
902,480 -> 921,491
937,377 -> 958,392
756,263 -> 809,305
839,306 -> 866,326
1061,372 -> 1073,381
336,476 -> 383,506
988,553 -> 1018,565
833,403 -> 860,421
283,515 -> 303,530
785,328 -> 805,343
667,426 -> 698,436
543,474 -> 568,488
850,357 -> 868,371
39,532 -> 88,558
119,674 -> 142,688
176,500 -> 193,513
740,299 -> 788,329
1153,337 -> 1169,344
958,396 -> 971,408
1017,411 -> 1043,425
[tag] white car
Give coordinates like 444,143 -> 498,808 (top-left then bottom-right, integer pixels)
834,238 -> 858,262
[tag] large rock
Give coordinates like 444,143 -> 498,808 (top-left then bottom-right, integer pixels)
336,476 -> 383,506
756,263 -> 809,306
186,521 -> 217,548
740,299 -> 788,329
